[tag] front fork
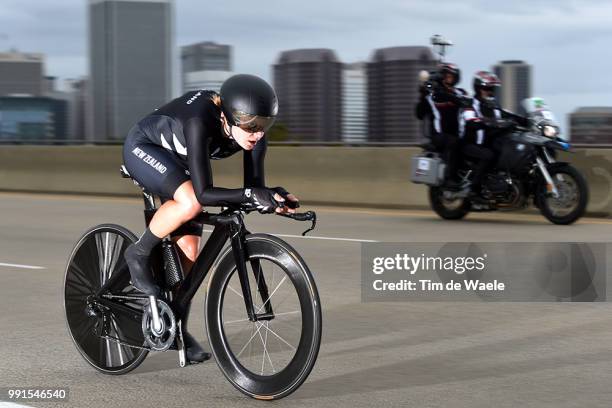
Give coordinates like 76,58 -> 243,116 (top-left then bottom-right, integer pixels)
536,154 -> 560,198
229,217 -> 274,323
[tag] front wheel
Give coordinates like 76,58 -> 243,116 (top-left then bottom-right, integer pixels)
206,234 -> 322,400
429,186 -> 471,220
538,164 -> 589,225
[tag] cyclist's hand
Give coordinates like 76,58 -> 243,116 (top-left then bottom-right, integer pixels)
243,187 -> 284,214
271,187 -> 300,213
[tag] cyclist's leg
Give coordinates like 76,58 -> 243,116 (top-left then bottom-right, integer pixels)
169,232 -> 210,362
123,134 -> 200,295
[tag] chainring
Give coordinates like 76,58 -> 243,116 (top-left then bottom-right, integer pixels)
142,299 -> 176,351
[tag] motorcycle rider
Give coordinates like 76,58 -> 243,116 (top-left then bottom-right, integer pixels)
416,63 -> 469,187
460,71 -> 529,195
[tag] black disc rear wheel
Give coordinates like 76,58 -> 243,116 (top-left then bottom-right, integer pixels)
64,224 -> 148,375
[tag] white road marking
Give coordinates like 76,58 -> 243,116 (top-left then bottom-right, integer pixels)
274,233 -> 377,243
202,229 -> 376,243
0,262 -> 45,270
0,402 -> 35,408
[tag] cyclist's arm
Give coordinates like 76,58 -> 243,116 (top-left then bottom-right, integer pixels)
184,117 -> 246,207
243,135 -> 266,188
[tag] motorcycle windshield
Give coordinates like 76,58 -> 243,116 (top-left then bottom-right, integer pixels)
521,97 -> 568,141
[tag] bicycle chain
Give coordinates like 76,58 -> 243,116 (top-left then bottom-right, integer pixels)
99,334 -> 152,351
98,294 -> 173,352
98,294 -> 149,350
100,294 -> 151,301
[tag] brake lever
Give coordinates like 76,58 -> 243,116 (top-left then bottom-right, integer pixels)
279,211 -> 317,236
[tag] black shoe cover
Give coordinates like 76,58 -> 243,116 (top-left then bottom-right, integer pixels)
124,244 -> 160,296
184,331 -> 211,363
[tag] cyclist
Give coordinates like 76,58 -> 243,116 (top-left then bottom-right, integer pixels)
122,74 -> 299,363
416,63 -> 469,187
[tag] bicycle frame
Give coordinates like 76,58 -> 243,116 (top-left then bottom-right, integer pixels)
94,192 -> 274,327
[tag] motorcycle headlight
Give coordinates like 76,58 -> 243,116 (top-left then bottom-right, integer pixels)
542,125 -> 558,138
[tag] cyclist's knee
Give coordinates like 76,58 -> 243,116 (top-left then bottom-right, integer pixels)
176,198 -> 201,221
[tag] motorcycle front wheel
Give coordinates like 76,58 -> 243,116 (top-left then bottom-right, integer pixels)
537,164 -> 589,225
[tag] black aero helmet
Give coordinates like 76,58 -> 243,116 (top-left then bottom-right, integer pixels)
438,62 -> 461,85
473,70 -> 501,94
220,74 -> 278,133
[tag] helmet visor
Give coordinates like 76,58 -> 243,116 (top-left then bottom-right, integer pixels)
233,111 -> 276,133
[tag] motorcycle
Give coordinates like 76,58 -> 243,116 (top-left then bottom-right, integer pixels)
411,97 -> 589,225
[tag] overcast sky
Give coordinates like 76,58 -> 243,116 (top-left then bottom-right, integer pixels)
2,0 -> 612,131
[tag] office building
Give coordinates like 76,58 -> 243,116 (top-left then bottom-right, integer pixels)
0,96 -> 68,141
342,62 -> 367,142
181,41 -> 231,72
493,60 -> 532,115
367,46 -> 437,142
569,107 -> 612,144
89,0 -> 173,141
0,51 -> 45,96
64,78 -> 90,141
273,49 -> 342,141
181,41 -> 233,94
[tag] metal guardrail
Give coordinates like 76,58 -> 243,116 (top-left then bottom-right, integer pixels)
1,139 -> 612,149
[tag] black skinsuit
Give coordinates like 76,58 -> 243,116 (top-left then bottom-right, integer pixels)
123,90 -> 266,207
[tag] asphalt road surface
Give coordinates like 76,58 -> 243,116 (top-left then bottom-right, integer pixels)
1,192 -> 612,408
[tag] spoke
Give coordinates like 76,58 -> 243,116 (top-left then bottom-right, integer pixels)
225,310 -> 300,326
265,322 -> 275,373
261,324 -> 296,351
236,322 -> 265,358
268,318 -> 302,338
248,322 -> 255,366
225,320 -> 254,345
270,310 -> 301,318
256,276 -> 288,314
263,289 -> 294,314
259,323 -> 266,374
224,317 -> 251,324
227,284 -> 243,299
256,321 -> 275,375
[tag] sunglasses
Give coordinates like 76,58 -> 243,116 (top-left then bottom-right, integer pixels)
234,111 -> 276,134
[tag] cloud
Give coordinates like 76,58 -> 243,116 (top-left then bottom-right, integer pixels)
0,0 -> 611,128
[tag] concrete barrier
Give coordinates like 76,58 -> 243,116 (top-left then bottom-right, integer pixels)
1,145 -> 611,215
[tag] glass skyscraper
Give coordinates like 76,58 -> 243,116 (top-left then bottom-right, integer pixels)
88,0 -> 173,141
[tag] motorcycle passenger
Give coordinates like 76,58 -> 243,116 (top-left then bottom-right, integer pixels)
416,63 -> 469,187
460,71 -> 529,195
122,74 -> 299,363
